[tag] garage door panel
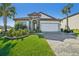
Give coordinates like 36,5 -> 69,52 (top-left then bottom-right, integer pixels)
40,23 -> 59,32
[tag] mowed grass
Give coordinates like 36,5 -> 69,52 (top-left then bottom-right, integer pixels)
0,35 -> 55,56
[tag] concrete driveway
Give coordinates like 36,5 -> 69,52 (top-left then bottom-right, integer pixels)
42,32 -> 76,41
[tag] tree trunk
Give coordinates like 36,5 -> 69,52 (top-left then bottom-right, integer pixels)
66,13 -> 70,31
3,16 -> 7,33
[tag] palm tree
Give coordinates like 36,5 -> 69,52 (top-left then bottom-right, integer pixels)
62,4 -> 73,32
0,3 -> 16,34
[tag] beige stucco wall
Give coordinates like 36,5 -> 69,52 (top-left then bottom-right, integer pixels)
61,14 -> 79,29
0,29 -> 2,32
40,21 -> 60,24
40,13 -> 51,19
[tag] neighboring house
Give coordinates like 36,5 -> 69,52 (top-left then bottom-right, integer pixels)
0,26 -> 3,32
14,12 -> 60,32
0,25 -> 12,31
61,12 -> 79,30
0,28 -> 2,32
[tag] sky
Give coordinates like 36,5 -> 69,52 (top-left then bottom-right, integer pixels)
0,3 -> 79,27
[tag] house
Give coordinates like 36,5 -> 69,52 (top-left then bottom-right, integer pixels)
14,12 -> 60,32
0,26 -> 3,32
0,25 -> 13,31
0,28 -> 2,32
61,12 -> 79,30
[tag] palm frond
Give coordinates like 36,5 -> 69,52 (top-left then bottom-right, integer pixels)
0,6 -> 3,17
61,4 -> 74,14
2,3 -> 11,9
7,6 -> 16,18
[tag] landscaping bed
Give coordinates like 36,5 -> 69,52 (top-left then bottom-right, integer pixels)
0,35 -> 55,56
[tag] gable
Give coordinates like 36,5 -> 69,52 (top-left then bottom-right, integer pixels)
62,13 -> 79,23
40,12 -> 52,19
62,12 -> 79,20
39,12 -> 59,21
61,13 -> 79,29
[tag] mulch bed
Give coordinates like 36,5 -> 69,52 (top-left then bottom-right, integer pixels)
2,33 -> 30,40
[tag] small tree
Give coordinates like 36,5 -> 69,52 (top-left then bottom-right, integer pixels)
0,3 -> 16,34
14,22 -> 27,30
62,4 -> 73,32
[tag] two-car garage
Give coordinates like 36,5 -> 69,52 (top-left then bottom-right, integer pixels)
40,21 -> 60,32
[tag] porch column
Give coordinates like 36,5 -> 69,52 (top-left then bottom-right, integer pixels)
37,20 -> 40,32
29,21 -> 31,31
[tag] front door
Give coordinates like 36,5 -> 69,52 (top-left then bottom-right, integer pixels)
33,20 -> 37,31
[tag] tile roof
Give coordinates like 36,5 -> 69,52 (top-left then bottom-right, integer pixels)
14,12 -> 59,21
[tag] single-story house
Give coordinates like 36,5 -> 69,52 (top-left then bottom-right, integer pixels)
61,12 -> 79,30
0,28 -> 2,32
0,25 -> 12,32
14,12 -> 61,32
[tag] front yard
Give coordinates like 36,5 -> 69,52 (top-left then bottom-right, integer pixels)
0,35 -> 55,56
73,29 -> 79,36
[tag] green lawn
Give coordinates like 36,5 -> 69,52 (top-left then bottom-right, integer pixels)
73,29 -> 79,36
0,35 -> 55,56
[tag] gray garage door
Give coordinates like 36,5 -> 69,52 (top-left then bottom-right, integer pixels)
40,23 -> 60,32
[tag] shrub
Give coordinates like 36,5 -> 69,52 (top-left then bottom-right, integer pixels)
73,29 -> 79,33
63,29 -> 73,33
22,29 -> 27,35
6,29 -> 28,37
38,34 -> 44,38
9,28 -> 14,33
72,29 -> 79,36
11,31 -> 16,37
64,29 -> 68,33
14,22 -> 27,30
14,22 -> 21,30
61,28 -> 63,32
6,28 -> 14,37
16,31 -> 20,37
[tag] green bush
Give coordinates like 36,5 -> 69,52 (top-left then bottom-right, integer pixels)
6,28 -> 14,37
61,28 -> 63,32
62,29 -> 73,33
11,31 -> 16,37
73,29 -> 79,33
16,31 -> 20,37
6,29 -> 28,37
38,34 -> 44,38
14,22 -> 27,30
72,29 -> 79,36
22,29 -> 27,35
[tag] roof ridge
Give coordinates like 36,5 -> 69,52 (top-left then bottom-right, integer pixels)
39,12 -> 58,20
62,12 -> 79,20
